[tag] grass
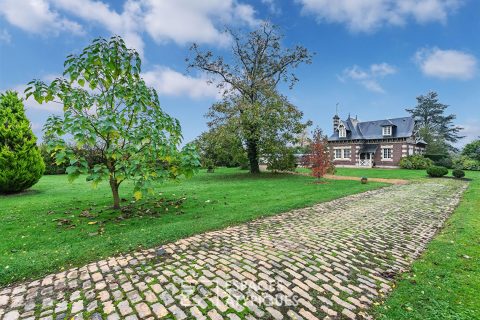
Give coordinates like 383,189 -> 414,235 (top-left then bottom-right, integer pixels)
0,167 -> 386,286
333,167 -> 430,180
375,170 -> 480,319
296,166 -> 429,180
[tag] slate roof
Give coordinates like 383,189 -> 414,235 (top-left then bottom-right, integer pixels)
328,116 -> 415,141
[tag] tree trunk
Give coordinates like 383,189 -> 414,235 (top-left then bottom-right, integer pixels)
109,177 -> 121,210
247,139 -> 260,174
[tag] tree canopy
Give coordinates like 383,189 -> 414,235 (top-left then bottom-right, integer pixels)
406,91 -> 463,153
26,36 -> 199,209
193,125 -> 246,168
462,139 -> 480,161
188,23 -> 312,173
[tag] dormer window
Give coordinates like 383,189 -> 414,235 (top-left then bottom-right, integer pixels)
339,125 -> 346,138
382,126 -> 392,136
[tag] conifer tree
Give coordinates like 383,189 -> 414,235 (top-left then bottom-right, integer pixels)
0,91 -> 45,193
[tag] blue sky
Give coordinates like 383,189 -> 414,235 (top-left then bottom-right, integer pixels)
1,0 -> 479,147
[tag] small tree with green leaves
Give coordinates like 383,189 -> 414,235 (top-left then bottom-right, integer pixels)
0,91 -> 45,193
26,36 -> 200,209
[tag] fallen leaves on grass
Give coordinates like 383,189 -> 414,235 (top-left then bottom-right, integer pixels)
79,210 -> 94,218
53,218 -> 75,228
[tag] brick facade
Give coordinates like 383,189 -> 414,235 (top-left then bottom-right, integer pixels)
328,140 -> 425,168
327,115 -> 426,168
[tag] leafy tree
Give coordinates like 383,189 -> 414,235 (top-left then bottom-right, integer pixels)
26,36 -> 200,209
462,139 -> 480,161
206,91 -> 310,173
40,144 -> 66,175
188,23 -> 312,173
40,134 -> 70,175
265,146 -> 296,173
417,127 -> 450,155
453,155 -> 480,171
194,125 -> 246,168
406,91 -> 463,151
303,128 -> 332,180
0,91 -> 45,193
293,128 -> 311,154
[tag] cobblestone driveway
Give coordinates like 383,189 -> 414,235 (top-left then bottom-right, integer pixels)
0,179 -> 467,320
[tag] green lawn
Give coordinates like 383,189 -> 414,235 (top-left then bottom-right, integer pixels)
334,167 -> 430,180
297,166 -> 429,180
375,170 -> 480,319
0,167 -> 385,286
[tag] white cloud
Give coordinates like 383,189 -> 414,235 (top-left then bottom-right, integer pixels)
139,0 -> 260,47
0,0 -> 84,35
414,47 -> 477,80
262,0 -> 281,15
1,0 -> 260,56
339,63 -> 397,93
0,29 -> 11,43
370,62 -> 397,77
297,0 -> 462,32
457,119 -> 480,147
143,66 -> 222,100
50,0 -> 145,55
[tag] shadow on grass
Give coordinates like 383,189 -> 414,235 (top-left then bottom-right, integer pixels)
0,189 -> 43,198
426,176 -> 473,182
196,171 -> 300,182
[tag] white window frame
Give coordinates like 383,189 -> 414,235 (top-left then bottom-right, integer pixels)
333,147 -> 351,159
334,149 -> 342,159
338,125 -> 346,138
381,147 -> 393,160
382,126 -> 392,136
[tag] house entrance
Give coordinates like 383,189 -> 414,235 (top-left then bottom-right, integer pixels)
358,152 -> 374,167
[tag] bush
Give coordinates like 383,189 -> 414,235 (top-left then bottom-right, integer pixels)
452,169 -> 465,179
453,156 -> 480,171
0,91 -> 45,193
427,166 -> 448,177
436,157 -> 453,169
424,153 -> 448,162
399,155 -> 434,169
266,149 -> 296,172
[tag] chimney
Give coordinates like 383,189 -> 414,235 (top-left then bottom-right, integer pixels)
333,114 -> 340,133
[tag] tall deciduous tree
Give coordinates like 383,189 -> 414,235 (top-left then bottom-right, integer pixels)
406,91 -> 463,152
303,128 -> 332,180
26,36 -> 200,209
0,91 -> 45,193
188,23 -> 312,173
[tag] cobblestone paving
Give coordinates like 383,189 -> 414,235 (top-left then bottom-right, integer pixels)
0,179 -> 467,320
